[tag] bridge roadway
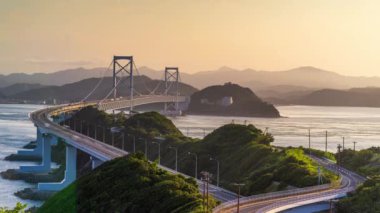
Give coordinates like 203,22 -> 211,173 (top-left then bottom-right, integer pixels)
214,156 -> 365,213
30,96 -> 237,202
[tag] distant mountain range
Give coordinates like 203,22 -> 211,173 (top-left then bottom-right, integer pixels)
3,76 -> 197,104
287,87 -> 380,107
3,66 -> 380,107
2,66 -> 380,98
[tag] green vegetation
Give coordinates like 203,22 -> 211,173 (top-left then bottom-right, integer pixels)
339,147 -> 380,177
303,148 -> 336,161
187,83 -> 280,117
67,107 -> 337,197
0,203 -> 27,213
39,154 -> 213,213
336,176 -> 380,213
161,124 -> 337,195
334,147 -> 380,212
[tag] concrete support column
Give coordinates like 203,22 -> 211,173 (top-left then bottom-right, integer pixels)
91,156 -> 103,170
19,133 -> 52,173
17,128 -> 43,157
38,145 -> 77,191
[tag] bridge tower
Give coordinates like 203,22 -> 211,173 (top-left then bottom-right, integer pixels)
113,56 -> 134,111
164,67 -> 179,114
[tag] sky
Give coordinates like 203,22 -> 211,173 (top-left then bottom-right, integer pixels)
1,0 -> 380,76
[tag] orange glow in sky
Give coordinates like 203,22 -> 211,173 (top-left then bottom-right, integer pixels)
1,0 -> 380,76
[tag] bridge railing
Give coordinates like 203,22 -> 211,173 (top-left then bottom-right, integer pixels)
213,183 -> 332,213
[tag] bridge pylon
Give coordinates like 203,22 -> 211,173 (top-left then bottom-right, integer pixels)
113,56 -> 134,111
164,67 -> 180,115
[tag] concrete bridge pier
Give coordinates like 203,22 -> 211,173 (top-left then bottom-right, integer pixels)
17,128 -> 43,157
91,156 -> 103,170
19,132 -> 56,173
38,144 -> 77,191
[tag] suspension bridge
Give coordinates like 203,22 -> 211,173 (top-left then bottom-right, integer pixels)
15,55 -> 365,212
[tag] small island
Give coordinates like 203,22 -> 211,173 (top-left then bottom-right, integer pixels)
187,83 -> 280,117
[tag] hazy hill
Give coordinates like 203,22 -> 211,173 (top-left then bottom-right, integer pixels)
3,66 -> 380,100
0,83 -> 44,96
178,66 -> 380,90
0,67 -> 107,87
290,87 -> 380,107
187,83 -> 280,117
9,76 -> 197,103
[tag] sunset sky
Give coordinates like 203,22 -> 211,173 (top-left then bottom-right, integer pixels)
1,0 -> 380,76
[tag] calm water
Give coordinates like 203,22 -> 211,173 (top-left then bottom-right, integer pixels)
171,105 -> 380,152
1,104 -> 380,208
0,104 -> 44,208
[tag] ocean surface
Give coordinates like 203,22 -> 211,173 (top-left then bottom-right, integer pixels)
0,104 -> 44,208
171,105 -> 380,152
1,104 -> 380,207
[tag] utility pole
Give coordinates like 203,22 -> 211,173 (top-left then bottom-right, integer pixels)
318,166 -> 323,185
138,138 -> 148,158
201,171 -> 211,212
210,156 -> 220,187
342,137 -> 345,150
145,139 -> 148,158
232,183 -> 245,213
201,177 -> 206,212
325,131 -> 328,153
152,141 -> 161,164
112,133 -> 115,146
103,127 -> 106,143
353,141 -> 357,152
168,146 -> 178,171
94,125 -> 97,140
308,129 -> 311,155
188,152 -> 198,179
81,120 -> 84,134
133,136 -> 136,153
121,133 -> 125,150
337,144 -> 342,177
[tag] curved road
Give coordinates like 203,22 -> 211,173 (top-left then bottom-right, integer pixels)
31,98 -> 237,202
214,156 -> 365,213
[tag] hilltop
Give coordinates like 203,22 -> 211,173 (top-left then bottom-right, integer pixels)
38,154 -> 213,213
187,83 -> 280,117
161,124 -> 337,195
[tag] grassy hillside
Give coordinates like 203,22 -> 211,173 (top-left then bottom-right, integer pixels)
160,124 -> 336,195
339,147 -> 380,177
38,154 -> 212,213
66,107 -> 336,197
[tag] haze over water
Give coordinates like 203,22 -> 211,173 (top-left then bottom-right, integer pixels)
171,105 -> 380,152
1,104 -> 380,207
